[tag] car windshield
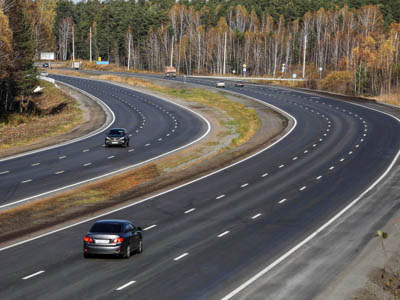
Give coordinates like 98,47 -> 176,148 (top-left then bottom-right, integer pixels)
108,129 -> 124,136
90,223 -> 122,233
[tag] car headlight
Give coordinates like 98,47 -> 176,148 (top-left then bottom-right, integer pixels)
106,137 -> 111,140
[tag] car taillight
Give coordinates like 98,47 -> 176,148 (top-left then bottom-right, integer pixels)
83,236 -> 93,243
112,237 -> 124,243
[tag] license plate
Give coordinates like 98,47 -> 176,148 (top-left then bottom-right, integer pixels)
95,239 -> 109,244
112,142 -> 119,144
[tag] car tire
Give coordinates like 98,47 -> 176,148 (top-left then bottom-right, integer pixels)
136,240 -> 143,254
84,252 -> 90,258
124,245 -> 131,259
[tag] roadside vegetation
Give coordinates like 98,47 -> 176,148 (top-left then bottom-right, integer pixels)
0,80 -> 82,150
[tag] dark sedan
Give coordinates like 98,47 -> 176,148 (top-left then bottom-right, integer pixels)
105,128 -> 130,147
83,219 -> 143,258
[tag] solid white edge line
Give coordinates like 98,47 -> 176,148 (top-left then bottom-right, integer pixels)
221,89 -> 400,300
174,253 -> 189,261
22,270 -> 45,280
0,77 -> 115,163
0,86 -> 297,251
116,281 -> 136,291
0,78 -> 213,210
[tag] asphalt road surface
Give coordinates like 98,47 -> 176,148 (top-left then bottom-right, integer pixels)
0,74 -> 207,208
0,74 -> 399,300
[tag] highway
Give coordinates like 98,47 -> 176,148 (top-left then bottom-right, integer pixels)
0,74 -> 399,299
0,74 -> 207,208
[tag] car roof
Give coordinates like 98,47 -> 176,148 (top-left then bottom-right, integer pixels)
109,128 -> 126,131
94,219 -> 132,224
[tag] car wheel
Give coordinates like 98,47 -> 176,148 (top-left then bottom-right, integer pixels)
124,245 -> 131,259
84,252 -> 90,258
127,140 -> 130,147
136,240 -> 143,254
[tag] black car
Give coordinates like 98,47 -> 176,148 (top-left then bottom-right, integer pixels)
83,219 -> 143,258
105,128 -> 130,147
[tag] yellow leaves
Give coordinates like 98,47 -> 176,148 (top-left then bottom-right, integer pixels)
0,9 -> 13,78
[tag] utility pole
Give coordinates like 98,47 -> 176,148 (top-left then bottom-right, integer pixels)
90,26 -> 92,63
127,34 -> 131,71
223,32 -> 227,74
72,25 -> 75,61
170,35 -> 174,67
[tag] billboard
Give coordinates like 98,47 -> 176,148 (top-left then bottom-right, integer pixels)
40,52 -> 55,60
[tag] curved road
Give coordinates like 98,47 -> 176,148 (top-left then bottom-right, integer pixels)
0,75 -> 207,208
0,74 -> 399,299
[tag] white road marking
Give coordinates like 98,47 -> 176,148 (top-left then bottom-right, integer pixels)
59,156 -> 67,159
145,144 -> 151,147
107,156 -> 115,159
261,173 -> 269,177
241,183 -> 249,188
31,163 -> 40,167
0,171 -> 10,175
252,214 -> 262,219
329,166 -> 335,170
116,281 -> 136,291
21,179 -> 32,184
143,225 -> 157,231
158,138 -> 163,141
174,253 -> 189,261
218,231 -> 230,238
349,151 -> 353,155
340,158 -> 345,162
22,270 -> 45,280
292,157 -> 298,160
83,163 -> 92,167
299,186 -> 307,191
278,198 -> 287,204
316,176 -> 322,180
304,150 -> 308,154
355,144 -> 360,148
128,149 -> 134,152
279,165 -> 285,168
55,171 -> 64,175
313,144 -> 317,147
216,194 -> 225,199
184,208 -> 196,214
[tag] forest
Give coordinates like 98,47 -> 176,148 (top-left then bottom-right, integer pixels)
1,0 -> 400,114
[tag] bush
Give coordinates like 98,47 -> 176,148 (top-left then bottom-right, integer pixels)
321,71 -> 354,95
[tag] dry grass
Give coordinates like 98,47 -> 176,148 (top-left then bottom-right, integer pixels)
0,80 -> 82,149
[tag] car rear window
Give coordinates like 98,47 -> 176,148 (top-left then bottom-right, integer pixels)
90,223 -> 122,233
108,129 -> 124,135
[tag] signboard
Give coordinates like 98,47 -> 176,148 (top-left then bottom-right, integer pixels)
96,61 -> 109,65
40,52 -> 55,60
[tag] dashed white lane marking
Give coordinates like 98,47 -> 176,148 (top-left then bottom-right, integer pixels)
252,213 -> 262,219
58,156 -> 67,159
21,179 -> 32,184
241,183 -> 249,188
82,149 -> 90,152
261,173 -> 269,177
355,144 -> 360,148
145,144 -> 151,147
329,166 -> 335,170
107,156 -> 115,159
216,194 -> 225,199
128,149 -> 134,152
279,165 -> 285,168
313,144 -> 317,147
292,157 -> 298,161
184,208 -> 196,214
0,170 -> 10,175
278,198 -> 287,204
55,171 -> 64,175
299,186 -> 307,191
316,176 -> 323,180
340,158 -> 345,162
349,151 -> 353,155
116,281 -> 136,291
143,225 -> 157,231
31,163 -> 40,167
158,138 -> 163,141
218,231 -> 230,238
83,163 -> 92,167
22,270 -> 45,280
174,253 -> 189,261
304,150 -> 308,154
166,134 -> 170,137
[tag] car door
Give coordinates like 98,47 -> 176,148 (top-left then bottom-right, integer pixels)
128,224 -> 140,249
